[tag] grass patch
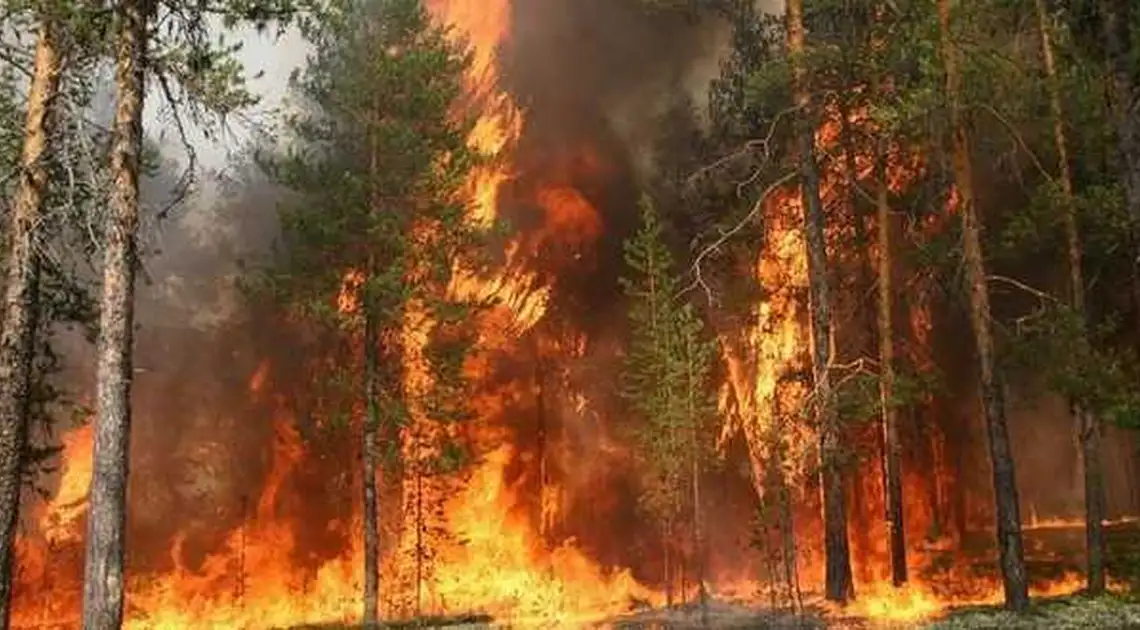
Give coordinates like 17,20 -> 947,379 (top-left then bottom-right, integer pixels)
924,593 -> 1140,629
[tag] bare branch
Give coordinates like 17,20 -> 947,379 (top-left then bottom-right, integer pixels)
153,71 -> 199,221
678,169 -> 799,305
987,274 -> 1060,303
685,104 -> 799,196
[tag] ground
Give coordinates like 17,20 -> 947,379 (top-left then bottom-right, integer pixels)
293,522 -> 1140,628
926,594 -> 1140,629
291,594 -> 1140,628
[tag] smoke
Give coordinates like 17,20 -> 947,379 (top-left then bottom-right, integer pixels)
24,0 -> 824,605
473,0 -> 772,580
503,0 -> 735,184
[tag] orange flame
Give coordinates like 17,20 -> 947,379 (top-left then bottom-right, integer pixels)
11,7 -> 1122,630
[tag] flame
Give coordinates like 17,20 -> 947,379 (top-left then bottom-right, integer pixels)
37,424 -> 93,546
337,269 -> 365,315
10,5 -> 1133,629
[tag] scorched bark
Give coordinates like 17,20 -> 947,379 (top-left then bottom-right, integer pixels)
938,0 -> 1029,611
82,0 -> 151,627
0,16 -> 63,629
875,139 -> 907,588
362,299 -> 380,628
785,0 -> 853,604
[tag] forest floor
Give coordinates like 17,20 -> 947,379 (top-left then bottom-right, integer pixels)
297,522 -> 1140,629
602,591 -> 1140,628
296,593 -> 1140,629
607,521 -> 1140,628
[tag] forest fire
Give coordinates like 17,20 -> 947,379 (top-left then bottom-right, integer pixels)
7,0 -> 1140,628
14,0 -> 660,627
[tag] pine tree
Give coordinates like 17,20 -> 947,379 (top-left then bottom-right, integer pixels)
0,5 -> 103,623
259,0 -> 485,622
785,0 -> 853,604
1033,0 -> 1106,596
82,0 -> 299,624
620,196 -> 715,614
0,14 -> 66,628
937,0 -> 1029,610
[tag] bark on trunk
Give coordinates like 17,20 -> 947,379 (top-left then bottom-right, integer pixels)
0,17 -> 63,629
938,0 -> 1029,611
362,303 -> 380,627
875,143 -> 907,587
1080,409 -> 1106,594
785,0 -> 853,603
1099,0 -> 1140,333
663,522 -> 673,608
687,340 -> 708,626
82,1 -> 150,627
362,55 -> 383,620
1035,0 -> 1106,595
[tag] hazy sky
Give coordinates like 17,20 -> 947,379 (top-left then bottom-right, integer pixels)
146,25 -> 310,173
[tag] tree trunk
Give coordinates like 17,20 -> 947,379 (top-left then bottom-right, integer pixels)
0,17 -> 63,629
663,522 -> 673,608
778,471 -> 801,612
82,1 -> 150,627
414,441 -> 424,619
362,53 -> 384,620
362,302 -> 380,627
875,141 -> 907,587
687,338 -> 708,626
937,0 -> 1029,611
1099,0 -> 1140,334
534,340 -> 552,544
785,0 -> 853,604
1035,0 -> 1106,596
1079,409 -> 1106,593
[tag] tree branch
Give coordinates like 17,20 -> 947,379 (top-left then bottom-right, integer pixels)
679,169 -> 799,305
987,274 -> 1059,303
971,102 -> 1054,185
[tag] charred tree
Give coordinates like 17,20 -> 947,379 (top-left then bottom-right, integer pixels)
0,16 -> 64,628
937,0 -> 1029,610
785,0 -> 853,603
1035,0 -> 1106,595
82,0 -> 152,626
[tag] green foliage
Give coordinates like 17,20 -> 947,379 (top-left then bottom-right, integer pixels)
256,0 -> 490,472
834,365 -> 943,428
925,594 -> 1140,629
1004,305 -> 1140,429
619,195 -> 718,527
0,10 -> 107,490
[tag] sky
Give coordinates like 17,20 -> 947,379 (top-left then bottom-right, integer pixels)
145,24 -> 310,173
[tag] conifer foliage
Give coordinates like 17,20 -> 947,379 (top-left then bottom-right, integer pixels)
619,196 -> 716,610
259,0 -> 487,622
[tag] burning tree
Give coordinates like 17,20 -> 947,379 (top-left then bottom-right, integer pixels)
0,7 -> 103,623
257,0 -> 489,623
6,0 -> 1140,627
